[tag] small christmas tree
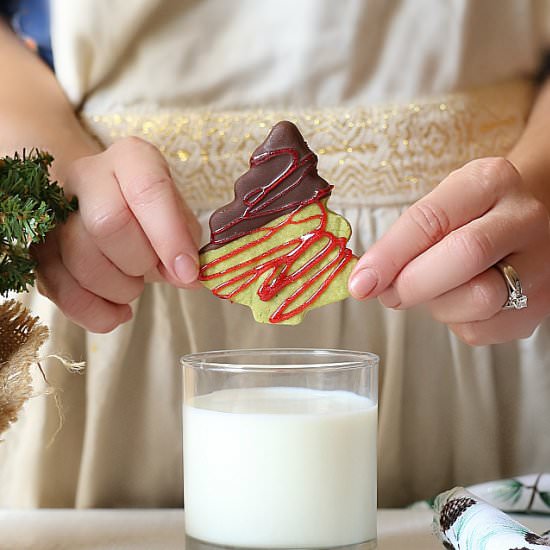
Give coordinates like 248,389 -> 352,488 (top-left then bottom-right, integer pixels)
1,150 -> 77,294
0,150 -> 76,435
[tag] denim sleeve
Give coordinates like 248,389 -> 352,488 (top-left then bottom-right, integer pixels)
0,0 -> 53,70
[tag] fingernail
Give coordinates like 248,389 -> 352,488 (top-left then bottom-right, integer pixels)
174,253 -> 199,284
349,268 -> 378,299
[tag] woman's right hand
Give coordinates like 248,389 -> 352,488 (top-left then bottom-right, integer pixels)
32,136 -> 202,333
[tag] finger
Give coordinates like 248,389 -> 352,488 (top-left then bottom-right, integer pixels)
66,156 -> 158,277
144,262 -> 203,289
449,288 -> 550,345
32,235 -> 132,333
427,265 -> 510,323
444,246 -> 550,345
58,215 -> 144,304
154,261 -> 203,288
109,137 -> 201,286
377,207 -> 527,309
349,157 -> 520,299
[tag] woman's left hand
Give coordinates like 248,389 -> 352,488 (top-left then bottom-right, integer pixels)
348,157 -> 550,345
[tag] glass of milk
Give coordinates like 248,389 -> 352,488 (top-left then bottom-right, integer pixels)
182,348 -> 378,550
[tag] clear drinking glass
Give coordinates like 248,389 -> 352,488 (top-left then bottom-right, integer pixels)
182,348 -> 379,550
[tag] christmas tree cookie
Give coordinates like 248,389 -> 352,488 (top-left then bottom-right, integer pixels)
199,121 -> 357,325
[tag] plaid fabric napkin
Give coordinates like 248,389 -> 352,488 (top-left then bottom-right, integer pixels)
433,485 -> 550,550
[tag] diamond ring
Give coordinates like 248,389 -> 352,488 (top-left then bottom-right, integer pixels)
495,261 -> 528,310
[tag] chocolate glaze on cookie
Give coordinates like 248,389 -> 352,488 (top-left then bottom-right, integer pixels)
201,121 -> 332,252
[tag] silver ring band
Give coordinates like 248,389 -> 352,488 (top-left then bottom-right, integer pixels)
496,261 -> 528,310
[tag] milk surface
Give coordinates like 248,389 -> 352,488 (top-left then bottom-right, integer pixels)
183,386 -> 377,548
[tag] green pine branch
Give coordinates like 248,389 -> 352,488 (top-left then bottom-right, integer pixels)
0,150 -> 77,296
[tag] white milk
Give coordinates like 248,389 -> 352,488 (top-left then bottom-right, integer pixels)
183,386 -> 377,548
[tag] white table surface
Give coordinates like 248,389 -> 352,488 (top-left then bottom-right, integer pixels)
0,509 -> 548,550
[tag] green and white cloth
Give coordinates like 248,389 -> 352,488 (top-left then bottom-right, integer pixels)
433,477 -> 550,550
466,474 -> 550,515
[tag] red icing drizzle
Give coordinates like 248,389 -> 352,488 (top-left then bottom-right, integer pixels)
200,202 -> 354,323
209,147 -> 332,247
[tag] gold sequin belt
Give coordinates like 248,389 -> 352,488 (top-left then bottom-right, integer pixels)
83,79 -> 534,210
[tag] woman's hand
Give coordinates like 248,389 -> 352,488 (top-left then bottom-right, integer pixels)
348,157 -> 550,345
32,137 -> 202,333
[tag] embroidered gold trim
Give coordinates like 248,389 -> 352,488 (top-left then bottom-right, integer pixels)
82,79 -> 534,209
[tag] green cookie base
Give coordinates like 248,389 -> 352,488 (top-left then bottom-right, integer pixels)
200,202 -> 357,325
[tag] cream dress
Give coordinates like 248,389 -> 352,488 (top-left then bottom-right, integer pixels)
1,0 -> 550,508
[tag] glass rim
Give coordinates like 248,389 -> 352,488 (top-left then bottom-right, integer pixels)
180,348 -> 379,373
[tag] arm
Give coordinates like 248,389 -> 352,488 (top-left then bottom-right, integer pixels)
349,79 -> 550,345
0,20 -> 100,173
1,21 -> 201,333
508,78 -> 550,210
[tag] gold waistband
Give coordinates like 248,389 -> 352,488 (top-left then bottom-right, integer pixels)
82,79 -> 534,210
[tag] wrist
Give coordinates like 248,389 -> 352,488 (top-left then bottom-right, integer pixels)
1,115 -> 102,184
507,149 -> 550,213
506,78 -> 550,213
49,120 -> 103,183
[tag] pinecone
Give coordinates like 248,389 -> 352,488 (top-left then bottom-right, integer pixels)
439,497 -> 477,532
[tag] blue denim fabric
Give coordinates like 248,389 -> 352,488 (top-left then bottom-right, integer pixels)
0,0 -> 53,69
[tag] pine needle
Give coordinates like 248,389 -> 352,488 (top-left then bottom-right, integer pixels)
0,150 -> 77,295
